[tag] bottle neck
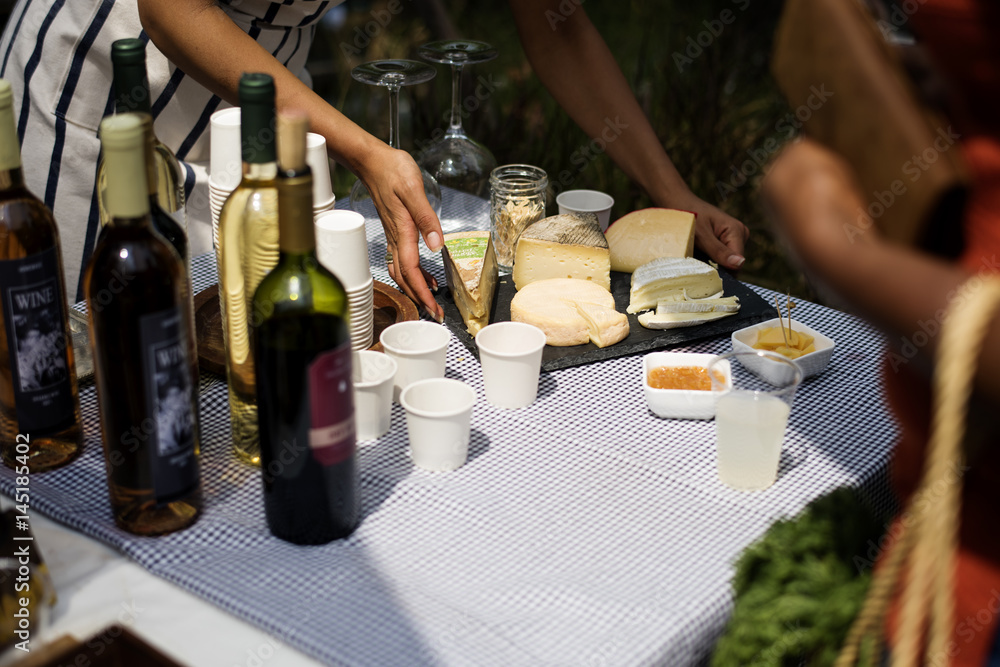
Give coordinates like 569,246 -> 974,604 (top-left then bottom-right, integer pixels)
241,101 -> 276,165
243,161 -> 278,182
277,170 -> 315,257
106,132 -> 151,226
113,61 -> 153,115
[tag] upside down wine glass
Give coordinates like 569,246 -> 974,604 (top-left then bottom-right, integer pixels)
349,60 -> 442,219
416,40 -> 498,198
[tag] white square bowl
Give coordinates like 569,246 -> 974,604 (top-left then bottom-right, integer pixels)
642,352 -> 732,420
731,317 -> 835,381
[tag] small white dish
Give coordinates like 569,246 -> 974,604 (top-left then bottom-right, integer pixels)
642,352 -> 731,420
731,317 -> 835,381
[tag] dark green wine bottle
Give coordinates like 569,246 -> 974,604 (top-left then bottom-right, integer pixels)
253,111 -> 357,545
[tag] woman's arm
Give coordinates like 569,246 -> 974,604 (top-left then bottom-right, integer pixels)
763,138 -> 1000,405
137,0 -> 445,319
508,0 -> 749,270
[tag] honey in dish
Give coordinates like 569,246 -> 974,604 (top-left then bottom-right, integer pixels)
647,366 -> 713,391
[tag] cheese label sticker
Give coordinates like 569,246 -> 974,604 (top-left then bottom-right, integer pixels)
444,237 -> 488,260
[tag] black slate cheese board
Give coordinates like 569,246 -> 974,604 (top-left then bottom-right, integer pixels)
436,269 -> 777,372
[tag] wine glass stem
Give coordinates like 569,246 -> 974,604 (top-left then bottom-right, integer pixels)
388,84 -> 401,150
449,64 -> 465,133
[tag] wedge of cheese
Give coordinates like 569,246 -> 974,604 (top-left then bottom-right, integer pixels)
512,213 -> 610,291
511,278 -> 628,347
638,310 -> 735,329
606,208 -> 697,272
442,231 -> 499,336
627,257 -> 723,314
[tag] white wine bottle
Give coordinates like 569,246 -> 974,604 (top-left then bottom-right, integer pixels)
254,111 -> 357,544
0,79 -> 83,472
217,73 -> 280,466
85,113 -> 201,536
98,38 -> 186,231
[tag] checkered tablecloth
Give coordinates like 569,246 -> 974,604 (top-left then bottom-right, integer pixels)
0,189 -> 898,666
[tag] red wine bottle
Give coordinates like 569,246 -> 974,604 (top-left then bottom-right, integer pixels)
253,111 -> 358,545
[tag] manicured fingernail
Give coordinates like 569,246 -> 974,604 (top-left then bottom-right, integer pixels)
426,231 -> 443,252
728,254 -> 745,268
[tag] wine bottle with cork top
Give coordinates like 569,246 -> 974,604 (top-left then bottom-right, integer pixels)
85,112 -> 201,536
0,78 -> 83,472
98,38 -> 186,235
218,72 -> 280,466
253,110 -> 358,545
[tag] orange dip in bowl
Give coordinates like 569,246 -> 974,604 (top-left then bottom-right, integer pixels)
647,366 -> 712,391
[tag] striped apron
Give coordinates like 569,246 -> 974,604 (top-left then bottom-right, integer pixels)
0,0 -> 339,300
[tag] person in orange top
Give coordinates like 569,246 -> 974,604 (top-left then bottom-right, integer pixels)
763,1 -> 1000,664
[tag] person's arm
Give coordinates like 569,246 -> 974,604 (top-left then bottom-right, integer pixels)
763,138 -> 1000,405
508,0 -> 749,270
137,0 -> 444,319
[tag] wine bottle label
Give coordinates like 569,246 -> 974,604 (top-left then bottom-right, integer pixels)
0,247 -> 76,433
307,341 -> 355,466
139,307 -> 198,502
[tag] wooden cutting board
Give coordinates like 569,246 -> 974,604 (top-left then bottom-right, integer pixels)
194,281 -> 418,377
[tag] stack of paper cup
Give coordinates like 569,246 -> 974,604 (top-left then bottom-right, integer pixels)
315,210 -> 374,350
307,133 -> 336,218
209,107 -> 243,250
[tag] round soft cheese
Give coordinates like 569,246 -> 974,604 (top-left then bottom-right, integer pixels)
510,278 -> 627,347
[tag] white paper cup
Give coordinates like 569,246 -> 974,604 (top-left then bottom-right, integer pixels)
400,378 -> 476,471
380,321 -> 450,402
210,107 -> 242,191
307,132 -> 335,207
475,322 -> 546,409
556,189 -> 615,231
315,210 -> 372,291
352,351 -> 396,441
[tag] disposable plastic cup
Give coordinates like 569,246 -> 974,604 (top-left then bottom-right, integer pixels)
556,189 -> 615,231
315,210 -> 372,291
400,378 -> 476,471
307,133 -> 335,207
352,351 -> 396,440
351,329 -> 374,352
708,351 -> 802,491
210,107 -> 242,191
475,322 -> 546,409
380,321 -> 450,402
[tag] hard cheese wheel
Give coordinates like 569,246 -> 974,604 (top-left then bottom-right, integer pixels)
606,208 -> 696,273
510,278 -> 628,348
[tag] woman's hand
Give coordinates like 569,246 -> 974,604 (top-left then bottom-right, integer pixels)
356,144 -> 445,321
666,190 -> 750,271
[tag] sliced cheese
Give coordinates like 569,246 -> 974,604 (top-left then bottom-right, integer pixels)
606,208 -> 697,272
628,257 -> 723,314
572,301 -> 629,348
511,278 -> 628,347
656,295 -> 740,314
512,213 -> 610,291
442,231 -> 499,336
638,310 -> 736,329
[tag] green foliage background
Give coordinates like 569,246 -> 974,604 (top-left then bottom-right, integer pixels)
310,0 -> 818,300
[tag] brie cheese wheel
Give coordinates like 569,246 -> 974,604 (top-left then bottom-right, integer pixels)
606,208 -> 697,272
628,257 -> 723,314
442,231 -> 499,335
512,213 -> 610,291
510,278 -> 628,347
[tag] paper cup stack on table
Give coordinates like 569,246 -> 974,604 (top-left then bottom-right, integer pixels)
379,321 -> 451,402
556,189 -> 615,232
708,351 -> 802,491
400,378 -> 477,471
315,210 -> 374,350
208,107 -> 242,249
475,321 -> 546,409
352,351 -> 397,441
307,132 -> 335,217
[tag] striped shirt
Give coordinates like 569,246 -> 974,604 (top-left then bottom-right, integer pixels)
0,0 -> 339,300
